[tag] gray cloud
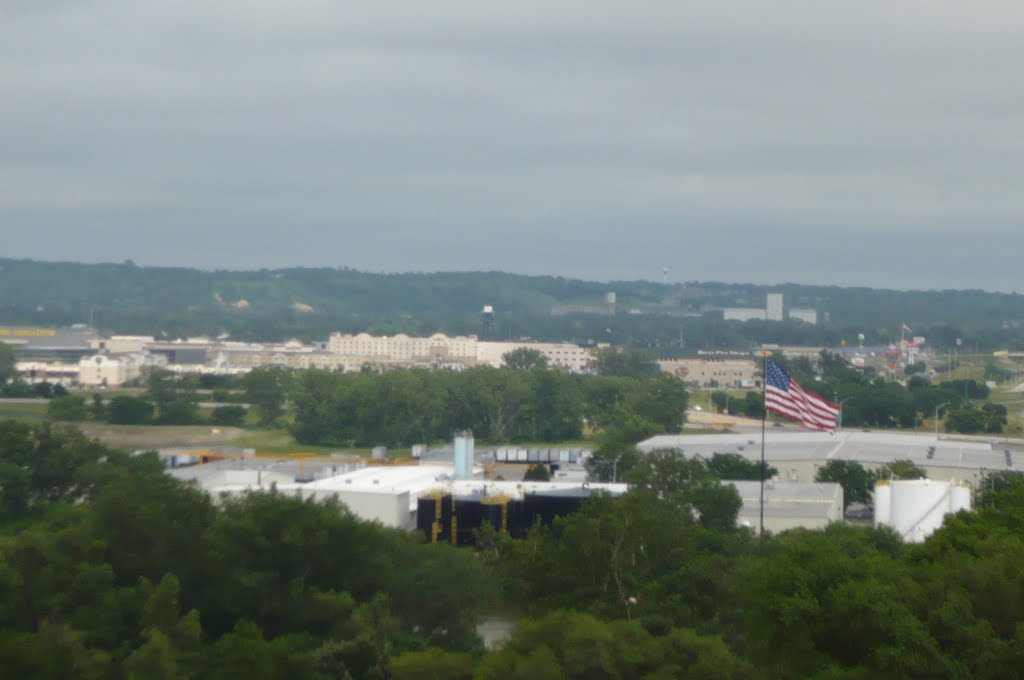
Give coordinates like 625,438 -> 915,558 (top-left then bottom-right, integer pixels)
2,1 -> 1024,291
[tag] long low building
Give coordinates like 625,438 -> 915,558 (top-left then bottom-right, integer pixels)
726,480 -> 843,534
638,431 -> 1020,486
204,463 -> 628,532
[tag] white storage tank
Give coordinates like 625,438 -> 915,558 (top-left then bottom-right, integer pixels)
951,483 -> 972,515
878,479 -> 973,543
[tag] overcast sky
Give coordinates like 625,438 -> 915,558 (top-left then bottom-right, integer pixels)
2,2 -> 1023,291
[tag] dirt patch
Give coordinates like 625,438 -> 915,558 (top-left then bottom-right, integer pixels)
78,424 -> 246,451
687,411 -> 763,429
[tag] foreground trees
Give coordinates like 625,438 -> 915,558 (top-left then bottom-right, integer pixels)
3,421 -> 1024,678
0,422 -> 491,678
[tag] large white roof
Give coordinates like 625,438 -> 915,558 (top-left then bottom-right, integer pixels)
638,431 -> 1020,473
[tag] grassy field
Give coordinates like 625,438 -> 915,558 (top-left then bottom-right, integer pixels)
0,401 -> 48,423
224,428 -> 365,456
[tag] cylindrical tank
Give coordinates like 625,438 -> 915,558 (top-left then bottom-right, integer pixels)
873,480 -> 892,527
951,483 -> 972,514
888,480 -> 954,543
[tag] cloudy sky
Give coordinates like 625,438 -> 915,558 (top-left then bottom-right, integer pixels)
2,1 -> 1023,291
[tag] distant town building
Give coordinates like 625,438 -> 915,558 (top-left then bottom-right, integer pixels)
78,352 -> 167,387
723,308 -> 767,322
476,341 -> 593,372
659,358 -> 758,387
328,332 -> 478,368
766,293 -> 785,322
723,294 -> 819,325
788,308 -> 818,324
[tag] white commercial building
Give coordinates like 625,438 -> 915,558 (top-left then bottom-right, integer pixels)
766,293 -> 784,322
476,341 -> 593,372
78,352 -> 167,387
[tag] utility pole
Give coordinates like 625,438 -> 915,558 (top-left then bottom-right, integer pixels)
935,402 -> 950,438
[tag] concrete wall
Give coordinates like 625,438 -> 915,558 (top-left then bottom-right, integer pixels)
303,489 -> 415,530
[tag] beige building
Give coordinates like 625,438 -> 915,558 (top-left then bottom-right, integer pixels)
15,360 -> 81,386
328,332 -> 478,368
476,341 -> 593,372
659,358 -> 758,387
78,352 -> 167,387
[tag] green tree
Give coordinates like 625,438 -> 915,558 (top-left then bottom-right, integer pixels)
585,447 -> 642,483
475,611 -> 753,679
123,629 -> 180,680
743,391 -> 764,418
706,453 -> 777,481
523,464 -> 551,481
710,390 -> 730,413
590,347 -> 660,379
46,394 -> 90,421
945,408 -> 987,434
974,470 -> 1024,510
107,396 -> 154,425
631,375 -> 688,433
0,342 -> 15,383
146,368 -> 200,424
981,403 -> 1008,433
502,348 -> 549,371
689,480 -> 743,532
389,648 -> 475,680
876,459 -> 927,480
212,405 -> 247,427
242,366 -> 295,426
815,459 -> 874,510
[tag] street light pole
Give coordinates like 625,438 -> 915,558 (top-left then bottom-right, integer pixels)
935,401 -> 950,438
837,397 -> 850,429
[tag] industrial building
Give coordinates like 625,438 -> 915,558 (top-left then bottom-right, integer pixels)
637,431 -> 1019,485
199,463 -> 628,535
159,433 -> 620,539
727,480 -> 843,533
2,325 -> 99,361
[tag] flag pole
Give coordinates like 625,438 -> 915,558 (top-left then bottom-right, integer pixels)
760,351 -> 767,537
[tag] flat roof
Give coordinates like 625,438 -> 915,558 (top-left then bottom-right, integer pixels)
638,431 -> 1020,472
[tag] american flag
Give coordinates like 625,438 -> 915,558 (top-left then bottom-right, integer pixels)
764,359 -> 839,433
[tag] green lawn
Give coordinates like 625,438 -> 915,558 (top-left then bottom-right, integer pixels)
0,401 -> 48,423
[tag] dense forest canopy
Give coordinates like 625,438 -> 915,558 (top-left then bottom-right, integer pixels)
2,421 -> 1024,677
2,258 -> 1023,351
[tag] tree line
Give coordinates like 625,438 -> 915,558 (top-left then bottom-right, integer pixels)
288,365 -> 688,447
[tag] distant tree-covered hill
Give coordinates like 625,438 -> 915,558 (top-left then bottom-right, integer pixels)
1,258 -> 1022,351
